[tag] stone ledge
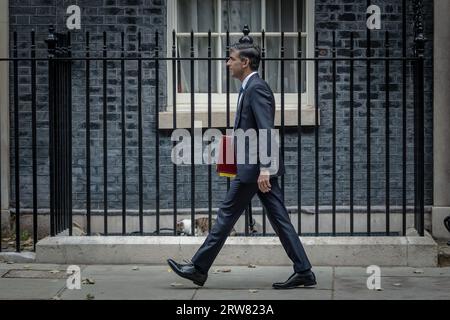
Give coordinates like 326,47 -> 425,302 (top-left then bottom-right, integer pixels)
0,252 -> 36,264
159,106 -> 319,129
35,233 -> 438,267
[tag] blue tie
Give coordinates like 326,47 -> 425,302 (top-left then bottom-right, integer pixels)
234,86 -> 244,129
238,86 -> 244,104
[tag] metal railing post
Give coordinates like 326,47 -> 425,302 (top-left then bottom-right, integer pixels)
413,0 -> 426,236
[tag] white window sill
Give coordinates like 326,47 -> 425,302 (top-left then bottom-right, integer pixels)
158,104 -> 320,129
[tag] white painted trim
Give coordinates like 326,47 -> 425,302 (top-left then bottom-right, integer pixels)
0,0 -> 9,211
166,0 -> 176,108
216,0 -> 222,94
171,93 -> 310,111
261,0 -> 266,30
306,0 -> 315,107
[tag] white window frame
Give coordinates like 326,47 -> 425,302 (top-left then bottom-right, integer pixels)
166,0 -> 315,114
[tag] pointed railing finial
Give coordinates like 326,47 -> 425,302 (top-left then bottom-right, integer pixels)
413,0 -> 426,58
45,25 -> 58,57
239,25 -> 253,44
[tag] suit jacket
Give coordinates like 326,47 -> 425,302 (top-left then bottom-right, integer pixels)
233,73 -> 285,183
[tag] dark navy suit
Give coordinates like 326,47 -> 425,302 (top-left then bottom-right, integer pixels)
233,73 -> 285,183
191,73 -> 312,274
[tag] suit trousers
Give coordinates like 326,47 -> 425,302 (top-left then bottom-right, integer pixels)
191,176 -> 312,274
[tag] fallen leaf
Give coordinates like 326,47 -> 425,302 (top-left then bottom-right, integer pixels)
86,294 -> 95,300
170,282 -> 184,287
82,278 -> 95,285
215,268 -> 231,273
168,268 -> 172,273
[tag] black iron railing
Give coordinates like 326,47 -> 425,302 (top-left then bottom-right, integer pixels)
0,1 -> 428,253
45,27 -> 74,237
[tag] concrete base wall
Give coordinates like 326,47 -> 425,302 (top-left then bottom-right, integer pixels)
36,233 -> 438,267
432,207 -> 450,240
0,210 -> 11,237
9,210 -> 432,238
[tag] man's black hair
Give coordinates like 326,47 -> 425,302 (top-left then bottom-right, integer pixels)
230,25 -> 261,71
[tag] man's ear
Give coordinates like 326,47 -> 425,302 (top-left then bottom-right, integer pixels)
242,57 -> 250,69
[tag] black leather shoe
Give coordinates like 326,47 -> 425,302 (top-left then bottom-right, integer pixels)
167,259 -> 208,287
272,270 -> 317,289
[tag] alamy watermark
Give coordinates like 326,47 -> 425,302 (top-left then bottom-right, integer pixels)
366,265 -> 382,290
171,126 -> 281,174
63,4 -> 382,31
367,5 -> 381,30
66,265 -> 81,290
66,5 -> 81,30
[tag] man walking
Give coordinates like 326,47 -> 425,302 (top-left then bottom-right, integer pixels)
167,28 -> 316,289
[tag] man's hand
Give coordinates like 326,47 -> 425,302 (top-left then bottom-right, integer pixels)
258,169 -> 271,193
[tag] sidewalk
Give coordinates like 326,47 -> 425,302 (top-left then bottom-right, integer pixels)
0,262 -> 449,300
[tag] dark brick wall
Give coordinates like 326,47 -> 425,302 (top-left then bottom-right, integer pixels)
8,0 -> 433,219
303,0 -> 434,208
9,0 -> 168,212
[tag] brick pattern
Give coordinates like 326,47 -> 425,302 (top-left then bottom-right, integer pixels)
8,0 -> 433,219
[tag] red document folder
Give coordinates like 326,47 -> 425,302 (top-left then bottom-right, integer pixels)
216,135 -> 237,178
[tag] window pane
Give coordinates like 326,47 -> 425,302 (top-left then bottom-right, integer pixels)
265,37 -> 306,93
221,36 -> 262,93
298,0 -> 306,31
266,0 -> 305,32
221,0 -> 262,32
177,37 -> 218,93
177,0 -> 217,32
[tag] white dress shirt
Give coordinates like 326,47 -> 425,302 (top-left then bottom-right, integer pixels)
238,71 -> 258,107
